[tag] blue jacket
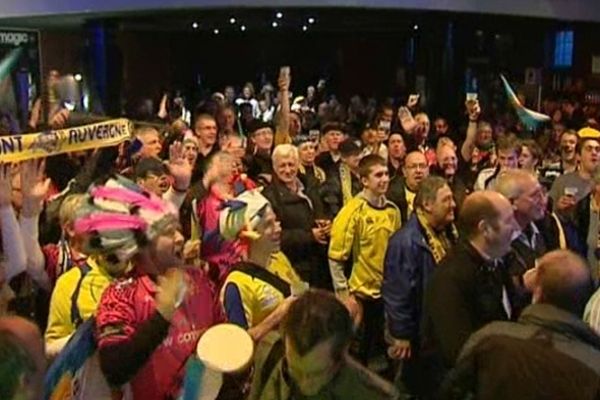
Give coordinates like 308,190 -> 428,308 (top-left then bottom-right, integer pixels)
383,215 -> 437,341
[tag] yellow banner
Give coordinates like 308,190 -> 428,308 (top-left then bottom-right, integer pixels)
0,118 -> 133,163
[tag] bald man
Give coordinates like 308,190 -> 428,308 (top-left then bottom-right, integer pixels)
418,191 -> 520,395
387,151 -> 429,222
444,250 -> 600,399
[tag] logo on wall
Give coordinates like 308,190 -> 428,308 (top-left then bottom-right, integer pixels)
0,29 -> 40,131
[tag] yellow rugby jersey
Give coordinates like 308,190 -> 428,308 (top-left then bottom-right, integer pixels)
45,257 -> 114,345
221,252 -> 301,329
329,194 -> 401,299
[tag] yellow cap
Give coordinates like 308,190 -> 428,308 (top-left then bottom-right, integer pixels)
577,127 -> 600,139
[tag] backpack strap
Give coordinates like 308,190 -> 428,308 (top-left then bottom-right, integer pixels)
70,262 -> 92,327
232,262 -> 291,298
259,337 -> 284,396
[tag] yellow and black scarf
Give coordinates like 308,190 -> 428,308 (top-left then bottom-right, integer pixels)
416,210 -> 459,264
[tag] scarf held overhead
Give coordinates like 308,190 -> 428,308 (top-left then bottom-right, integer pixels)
0,118 -> 133,163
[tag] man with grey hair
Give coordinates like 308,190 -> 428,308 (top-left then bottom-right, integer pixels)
443,249 -> 600,399
263,144 -> 329,287
492,169 -> 566,315
383,176 -> 458,395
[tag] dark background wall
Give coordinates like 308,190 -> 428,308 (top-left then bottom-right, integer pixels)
32,10 -> 600,119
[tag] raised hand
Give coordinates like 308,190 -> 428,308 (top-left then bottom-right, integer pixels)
167,142 -> 192,192
20,159 -> 51,217
398,106 -> 417,134
278,66 -> 291,92
466,99 -> 481,121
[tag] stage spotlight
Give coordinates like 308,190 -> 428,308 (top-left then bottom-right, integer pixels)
276,12 -> 283,19
230,17 -> 236,24
213,28 -> 220,34
308,17 -> 315,24
241,25 -> 246,32
302,25 -> 308,32
272,21 -> 278,28
74,74 -> 82,81
192,22 -> 199,29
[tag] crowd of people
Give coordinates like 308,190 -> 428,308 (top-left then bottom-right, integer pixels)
1,65 -> 600,400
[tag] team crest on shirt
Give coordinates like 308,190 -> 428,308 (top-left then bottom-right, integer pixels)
260,286 -> 280,309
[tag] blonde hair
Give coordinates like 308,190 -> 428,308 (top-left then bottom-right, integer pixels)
59,194 -> 85,227
272,144 -> 299,165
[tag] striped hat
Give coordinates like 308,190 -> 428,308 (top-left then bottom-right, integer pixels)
74,175 -> 179,266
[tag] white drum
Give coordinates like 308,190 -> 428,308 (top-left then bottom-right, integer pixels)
196,323 -> 254,373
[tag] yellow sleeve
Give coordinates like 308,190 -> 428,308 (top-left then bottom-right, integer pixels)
268,251 -> 301,285
328,199 -> 361,262
222,271 -> 257,328
45,268 -> 79,344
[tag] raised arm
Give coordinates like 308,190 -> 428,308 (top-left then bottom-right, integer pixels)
274,66 -> 292,146
0,164 -> 26,282
460,100 -> 481,163
20,159 -> 51,291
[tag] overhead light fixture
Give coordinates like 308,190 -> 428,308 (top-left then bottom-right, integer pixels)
302,25 -> 308,32
308,17 -> 315,24
74,73 -> 82,81
413,24 -> 419,30
241,25 -> 246,32
276,12 -> 283,19
192,22 -> 199,29
272,21 -> 278,28
213,28 -> 220,34
229,17 -> 236,24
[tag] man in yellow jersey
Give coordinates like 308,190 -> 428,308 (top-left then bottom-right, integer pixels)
329,154 -> 401,364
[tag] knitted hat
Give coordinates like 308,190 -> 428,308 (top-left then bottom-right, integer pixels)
74,175 -> 179,265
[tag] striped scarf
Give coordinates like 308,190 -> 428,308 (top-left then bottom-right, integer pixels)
416,210 -> 458,264
340,163 -> 354,206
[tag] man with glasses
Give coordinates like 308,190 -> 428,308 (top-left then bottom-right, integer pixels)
388,151 -> 430,223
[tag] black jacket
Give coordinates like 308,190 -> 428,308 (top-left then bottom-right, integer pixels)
262,179 -> 329,288
386,175 -> 411,223
421,241 -> 517,372
315,151 -> 340,176
319,167 -> 361,219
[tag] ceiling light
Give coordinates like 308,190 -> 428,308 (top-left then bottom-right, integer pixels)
229,17 -> 236,24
